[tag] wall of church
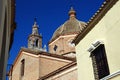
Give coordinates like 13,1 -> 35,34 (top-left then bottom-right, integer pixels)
39,56 -> 71,77
11,52 -> 40,80
49,35 -> 76,55
75,1 -> 120,80
10,50 -> 72,80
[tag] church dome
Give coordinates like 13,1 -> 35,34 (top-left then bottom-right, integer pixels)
50,7 -> 86,42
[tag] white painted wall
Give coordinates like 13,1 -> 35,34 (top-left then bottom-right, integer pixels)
76,1 -> 120,80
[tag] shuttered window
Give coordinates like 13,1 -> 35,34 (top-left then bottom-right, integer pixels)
91,44 -> 109,80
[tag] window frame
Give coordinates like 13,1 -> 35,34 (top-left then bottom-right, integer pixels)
90,44 -> 110,80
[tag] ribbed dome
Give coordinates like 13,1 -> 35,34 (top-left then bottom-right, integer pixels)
50,7 -> 86,42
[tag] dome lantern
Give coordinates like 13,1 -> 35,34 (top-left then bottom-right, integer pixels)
68,7 -> 76,19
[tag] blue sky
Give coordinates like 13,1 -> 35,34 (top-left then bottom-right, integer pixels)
8,0 -> 104,65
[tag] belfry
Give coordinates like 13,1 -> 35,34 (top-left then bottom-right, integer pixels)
28,19 -> 43,50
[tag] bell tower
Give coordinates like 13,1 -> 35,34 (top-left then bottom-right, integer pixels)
28,18 -> 42,49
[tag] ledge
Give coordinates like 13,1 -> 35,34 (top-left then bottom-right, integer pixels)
100,70 -> 120,80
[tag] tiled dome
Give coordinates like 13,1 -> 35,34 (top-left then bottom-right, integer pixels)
50,7 -> 86,42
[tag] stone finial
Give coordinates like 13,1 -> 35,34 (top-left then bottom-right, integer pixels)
33,18 -> 37,27
32,18 -> 39,34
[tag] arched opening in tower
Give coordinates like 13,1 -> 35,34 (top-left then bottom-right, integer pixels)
36,39 -> 39,47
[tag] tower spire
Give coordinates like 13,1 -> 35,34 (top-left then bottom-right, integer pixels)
32,18 -> 39,35
28,18 -> 42,50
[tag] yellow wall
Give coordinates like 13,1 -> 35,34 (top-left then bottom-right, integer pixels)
76,1 -> 120,80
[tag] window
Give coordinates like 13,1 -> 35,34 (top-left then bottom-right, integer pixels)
21,59 -> 25,77
68,39 -> 75,47
90,44 -> 109,80
36,39 -> 39,47
54,45 -> 58,51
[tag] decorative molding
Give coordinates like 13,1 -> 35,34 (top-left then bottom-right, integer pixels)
100,70 -> 120,80
92,40 -> 103,48
87,45 -> 95,52
87,40 -> 103,52
49,34 -> 77,45
39,55 -> 72,63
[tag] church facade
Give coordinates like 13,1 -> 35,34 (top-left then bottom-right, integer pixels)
8,8 -> 86,80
